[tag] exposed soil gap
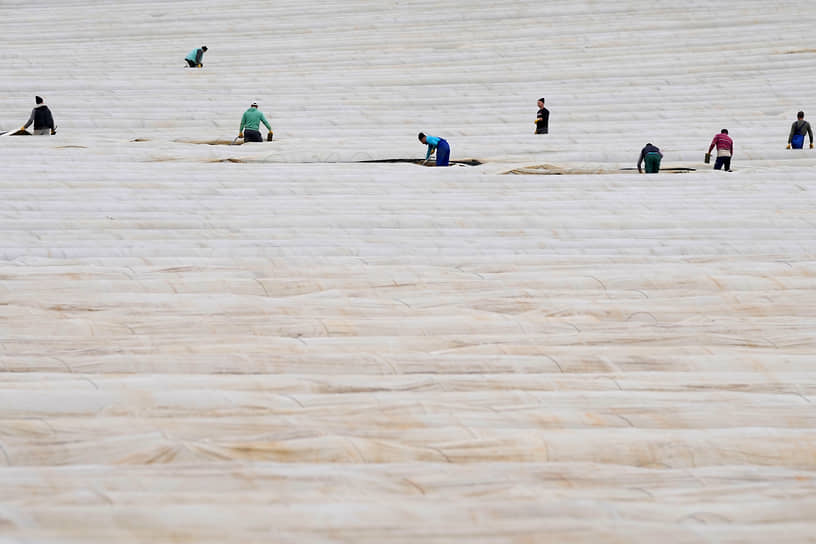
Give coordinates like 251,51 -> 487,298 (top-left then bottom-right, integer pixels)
360,158 -> 482,166
506,165 -> 696,175
178,139 -> 244,146
619,167 -> 696,173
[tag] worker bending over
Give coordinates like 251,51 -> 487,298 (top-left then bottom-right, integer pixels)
239,102 -> 273,142
637,143 -> 663,173
185,46 -> 207,68
418,132 -> 450,166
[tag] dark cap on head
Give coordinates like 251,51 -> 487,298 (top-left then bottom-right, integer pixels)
202,46 -> 208,51
418,132 -> 426,141
538,98 -> 545,103
35,96 -> 43,104
798,111 -> 805,119
721,129 -> 729,134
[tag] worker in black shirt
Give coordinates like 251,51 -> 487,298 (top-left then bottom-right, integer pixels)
22,96 -> 56,135
535,98 -> 549,134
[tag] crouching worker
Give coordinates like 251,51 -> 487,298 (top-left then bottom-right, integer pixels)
239,101 -> 273,143
22,96 -> 56,135
185,45 -> 207,68
418,132 -> 450,166
637,143 -> 663,173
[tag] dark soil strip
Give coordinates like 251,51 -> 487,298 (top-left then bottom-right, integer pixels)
506,165 -> 696,175
619,167 -> 696,173
177,139 -> 243,146
360,158 -> 482,166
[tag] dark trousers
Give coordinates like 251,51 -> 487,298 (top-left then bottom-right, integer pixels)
243,129 -> 262,142
185,59 -> 197,67
435,139 -> 450,166
714,156 -> 731,171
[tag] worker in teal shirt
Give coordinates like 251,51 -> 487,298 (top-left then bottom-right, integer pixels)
239,102 -> 273,142
418,132 -> 450,166
185,46 -> 207,68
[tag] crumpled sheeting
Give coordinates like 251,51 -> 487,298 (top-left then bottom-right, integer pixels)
3,0 -> 816,542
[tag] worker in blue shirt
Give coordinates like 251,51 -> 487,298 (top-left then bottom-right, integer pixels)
418,132 -> 450,166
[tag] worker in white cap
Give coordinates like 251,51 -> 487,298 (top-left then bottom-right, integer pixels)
238,101 -> 273,142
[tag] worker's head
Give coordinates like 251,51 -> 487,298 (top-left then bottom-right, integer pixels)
537,98 -> 545,108
202,46 -> 208,52
35,96 -> 43,104
418,132 -> 426,144
721,129 -> 728,135
251,102 -> 258,108
797,111 -> 805,119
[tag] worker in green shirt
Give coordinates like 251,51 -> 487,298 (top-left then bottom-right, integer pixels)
239,101 -> 273,142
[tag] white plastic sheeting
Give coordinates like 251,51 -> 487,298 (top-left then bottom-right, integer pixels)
1,0 -> 816,542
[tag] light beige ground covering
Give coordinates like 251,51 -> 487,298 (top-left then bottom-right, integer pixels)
1,0 -> 816,542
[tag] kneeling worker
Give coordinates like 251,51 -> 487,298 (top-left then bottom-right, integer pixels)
637,142 -> 663,173
22,96 -> 56,135
418,132 -> 450,166
239,102 -> 273,143
185,45 -> 207,68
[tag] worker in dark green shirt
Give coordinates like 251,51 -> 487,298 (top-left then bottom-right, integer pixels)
238,101 -> 273,142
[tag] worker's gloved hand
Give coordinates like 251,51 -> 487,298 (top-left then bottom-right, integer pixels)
267,131 -> 274,141
19,126 -> 26,132
238,132 -> 243,139
197,64 -> 203,68
787,144 -> 791,149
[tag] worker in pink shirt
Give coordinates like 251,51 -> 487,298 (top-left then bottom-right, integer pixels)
708,129 -> 734,171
